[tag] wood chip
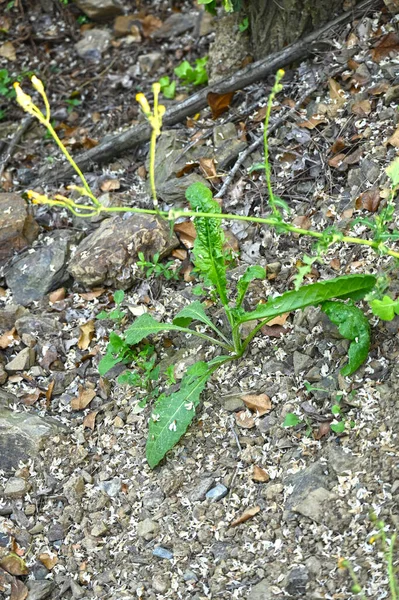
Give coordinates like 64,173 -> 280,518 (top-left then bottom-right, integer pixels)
242,393 -> 272,416
252,465 -> 270,482
230,505 -> 261,527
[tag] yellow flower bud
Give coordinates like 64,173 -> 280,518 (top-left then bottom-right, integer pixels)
158,105 -> 166,118
152,82 -> 161,95
277,69 -> 285,78
136,93 -> 151,116
14,83 -> 34,113
31,75 -> 45,94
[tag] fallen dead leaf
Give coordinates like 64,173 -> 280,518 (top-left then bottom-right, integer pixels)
234,410 -> 255,429
0,328 -> 17,349
137,165 -> 147,179
207,91 -> 235,119
0,554 -> 29,576
368,82 -> 390,96
0,41 -> 16,61
71,387 -> 96,411
100,178 -> 120,192
175,162 -> 199,178
171,248 -> 187,260
78,320 -> 95,350
313,421 -> 332,440
38,553 -> 58,570
351,99 -> 372,116
242,393 -> 272,416
230,505 -> 261,527
371,32 -> 399,62
298,115 -> 328,129
330,137 -> 346,154
328,153 -> 346,168
45,380 -> 55,409
21,389 -> 41,406
83,410 -> 98,430
330,258 -> 341,271
292,215 -> 312,232
355,188 -> 381,212
199,157 -> 218,180
388,125 -> 399,147
260,324 -> 285,337
343,146 -> 363,165
223,229 -> 239,253
49,288 -> 66,303
266,312 -> 290,327
79,288 -> 105,301
174,221 -> 196,248
252,465 -> 270,482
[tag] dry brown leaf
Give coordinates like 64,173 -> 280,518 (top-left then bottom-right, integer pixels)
292,215 -> 311,230
234,410 -> 255,429
252,465 -> 270,482
328,78 -> 345,101
343,147 -> 363,165
371,32 -> 399,62
71,387 -> 96,411
346,32 -> 359,48
330,138 -> 346,154
175,162 -> 199,178
368,82 -> 390,96
230,505 -> 260,527
0,16 -> 11,33
49,288 -> 66,303
79,288 -> 105,301
313,421 -> 331,440
171,248 -> 187,260
140,14 -> 163,37
45,380 -> 55,409
328,153 -> 346,168
330,258 -> 341,271
0,554 -> 29,576
388,125 -> 399,147
351,99 -> 371,116
199,157 -> 218,180
21,389 -> 41,406
10,578 -> 28,600
298,115 -> 327,129
38,553 -> 58,570
207,91 -> 235,119
278,152 -> 297,164
223,229 -> 239,253
355,188 -> 381,212
253,105 -> 267,122
83,410 -> 98,430
100,179 -> 120,192
174,221 -> 196,249
0,327 -> 17,349
266,312 -> 290,327
137,165 -> 147,179
260,324 -> 285,338
0,41 -> 16,61
78,320 -> 95,350
242,393 -> 272,416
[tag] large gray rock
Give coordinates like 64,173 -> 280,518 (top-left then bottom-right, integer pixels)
0,408 -> 63,472
68,214 -> 178,289
74,0 -> 123,21
5,231 -> 75,306
0,193 -> 39,267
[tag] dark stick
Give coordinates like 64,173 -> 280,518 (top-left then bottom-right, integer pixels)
0,116 -> 35,184
36,0 -> 379,185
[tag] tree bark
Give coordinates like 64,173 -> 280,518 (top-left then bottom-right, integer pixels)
245,0 -> 356,59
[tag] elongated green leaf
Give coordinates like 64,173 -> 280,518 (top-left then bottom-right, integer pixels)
186,183 -> 228,307
146,362 -> 211,468
321,301 -> 370,376
125,313 -> 189,345
236,265 -> 266,308
173,300 -> 228,342
369,295 -> 399,321
98,352 -> 122,376
238,275 -> 376,324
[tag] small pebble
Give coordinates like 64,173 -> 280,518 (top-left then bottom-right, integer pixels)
152,546 -> 173,560
206,483 -> 228,502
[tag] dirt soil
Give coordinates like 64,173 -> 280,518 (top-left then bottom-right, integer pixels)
0,1 -> 399,599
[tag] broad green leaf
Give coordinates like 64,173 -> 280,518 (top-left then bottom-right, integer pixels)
173,300 -> 223,339
386,156 -> 399,186
369,295 -> 399,321
330,421 -> 345,434
186,182 -> 228,307
238,275 -> 376,324
236,265 -> 266,308
98,352 -> 122,376
321,301 -> 370,377
283,413 -> 301,427
108,331 -> 125,353
114,290 -> 124,305
174,60 -> 192,80
125,313 -> 189,345
146,362 -> 211,468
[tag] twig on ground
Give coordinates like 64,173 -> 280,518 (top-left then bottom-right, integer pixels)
0,115 -> 35,184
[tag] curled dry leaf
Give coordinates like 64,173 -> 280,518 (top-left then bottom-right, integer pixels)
230,505 -> 261,527
313,421 -> 332,440
83,410 -> 98,430
78,320 -> 95,350
49,288 -> 66,303
71,387 -> 96,411
330,258 -> 341,271
199,157 -> 218,180
174,221 -> 196,249
371,32 -> 399,62
351,99 -> 371,116
242,394 -> 272,416
252,465 -> 270,482
266,312 -> 290,327
355,188 -> 381,212
0,328 -> 17,349
38,553 -> 58,570
298,115 -> 328,129
79,288 -> 105,301
330,137 -> 346,154
207,91 -> 235,119
234,410 -> 255,429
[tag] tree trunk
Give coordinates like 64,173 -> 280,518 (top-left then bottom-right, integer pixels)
245,0 -> 354,59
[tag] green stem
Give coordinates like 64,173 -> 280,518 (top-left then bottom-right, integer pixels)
149,129 -> 158,209
386,533 -> 398,600
264,72 -> 284,219
174,326 -> 233,352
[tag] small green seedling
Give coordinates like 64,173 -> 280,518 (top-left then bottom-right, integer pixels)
65,98 -> 82,113
239,17 -> 249,32
97,290 -> 126,324
174,57 -> 208,86
116,344 -> 160,408
158,76 -> 176,99
137,252 -> 179,281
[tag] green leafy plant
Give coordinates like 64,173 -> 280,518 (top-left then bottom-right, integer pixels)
198,0 -> 241,14
174,57 -> 208,86
97,290 -> 126,323
136,251 -> 179,281
0,69 -> 14,98
65,97 -> 82,113
158,76 -> 176,100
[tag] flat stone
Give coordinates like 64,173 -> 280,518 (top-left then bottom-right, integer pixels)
0,408 -> 63,472
0,193 -> 39,265
68,214 -> 178,289
138,52 -> 162,75
91,521 -> 108,537
326,445 -> 359,476
153,12 -> 196,39
137,518 -> 159,541
285,566 -> 309,596
15,315 -> 62,337
74,0 -> 123,21
248,578 -> 273,600
0,305 -> 29,333
152,546 -> 173,560
142,487 -> 165,510
3,476 -> 28,498
285,461 -> 328,510
187,476 -> 215,502
293,351 -> 313,376
98,477 -> 121,497
74,29 -> 112,62
26,580 -> 54,600
292,487 -> 335,523
63,475 -> 85,505
5,347 -> 35,373
221,395 -> 245,412
206,483 -> 228,502
47,523 -> 64,542
114,15 -> 142,38
5,231 -> 75,306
